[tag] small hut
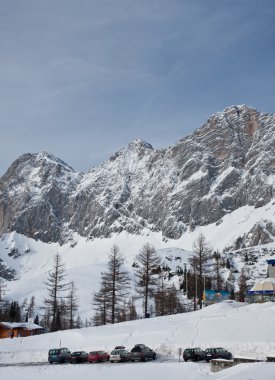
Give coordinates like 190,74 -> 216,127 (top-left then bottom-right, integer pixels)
0,321 -> 45,339
247,278 -> 275,303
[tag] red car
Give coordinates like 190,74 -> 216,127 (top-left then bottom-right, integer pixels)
88,350 -> 110,363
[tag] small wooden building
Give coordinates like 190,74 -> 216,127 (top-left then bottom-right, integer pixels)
0,322 -> 45,339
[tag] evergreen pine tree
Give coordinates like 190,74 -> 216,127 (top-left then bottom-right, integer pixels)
9,301 -> 21,322
238,267 -> 248,302
127,298 -> 137,321
67,281 -> 79,329
75,315 -> 83,328
213,251 -> 223,291
189,234 -> 211,310
34,314 -> 40,325
92,279 -> 110,325
134,243 -> 162,318
27,296 -> 36,320
92,245 -> 130,325
43,252 -> 70,331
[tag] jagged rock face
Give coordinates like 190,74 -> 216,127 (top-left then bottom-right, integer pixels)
0,152 -> 78,243
227,220 -> 275,251
0,105 -> 275,243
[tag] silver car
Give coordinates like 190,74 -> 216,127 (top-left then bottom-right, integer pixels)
110,349 -> 130,363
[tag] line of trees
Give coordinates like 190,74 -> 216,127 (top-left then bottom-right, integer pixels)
0,234 -> 251,331
92,242 -> 186,326
0,289 -> 40,325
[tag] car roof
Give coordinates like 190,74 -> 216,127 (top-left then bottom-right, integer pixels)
49,347 -> 69,352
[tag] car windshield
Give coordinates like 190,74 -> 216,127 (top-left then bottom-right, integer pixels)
111,351 -> 121,355
72,352 -> 82,356
49,349 -> 60,355
90,352 -> 98,355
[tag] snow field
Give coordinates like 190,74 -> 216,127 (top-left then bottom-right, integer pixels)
1,301 -> 275,380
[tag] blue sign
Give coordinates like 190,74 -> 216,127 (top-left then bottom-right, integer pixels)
204,290 -> 230,302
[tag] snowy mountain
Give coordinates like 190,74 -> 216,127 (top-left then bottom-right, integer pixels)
1,105 -> 275,312
1,105 -> 275,245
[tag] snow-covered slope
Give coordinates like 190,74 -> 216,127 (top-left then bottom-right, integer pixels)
0,301 -> 275,380
2,199 -> 275,320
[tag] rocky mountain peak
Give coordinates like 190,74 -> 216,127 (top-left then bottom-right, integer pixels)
34,151 -> 75,172
1,151 -> 74,183
0,105 -> 275,245
127,138 -> 154,151
108,138 -> 153,165
208,104 -> 260,138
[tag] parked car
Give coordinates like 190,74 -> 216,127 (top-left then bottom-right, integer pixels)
110,349 -> 130,363
204,347 -> 233,361
130,344 -> 156,362
69,351 -> 88,364
183,348 -> 206,362
88,350 -> 110,363
48,347 -> 71,364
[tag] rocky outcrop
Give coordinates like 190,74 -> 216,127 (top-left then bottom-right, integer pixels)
228,220 -> 275,250
0,105 -> 275,244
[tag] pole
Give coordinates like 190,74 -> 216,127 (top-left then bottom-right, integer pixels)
195,272 -> 197,311
186,268 -> 188,298
203,276 -> 206,307
178,348 -> 182,362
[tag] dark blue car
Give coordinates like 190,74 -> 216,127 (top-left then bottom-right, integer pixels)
48,347 -> 71,364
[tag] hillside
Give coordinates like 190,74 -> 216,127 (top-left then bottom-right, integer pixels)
0,301 -> 275,379
1,104 -> 275,318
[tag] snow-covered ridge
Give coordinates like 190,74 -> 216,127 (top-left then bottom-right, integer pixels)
0,104 -> 275,245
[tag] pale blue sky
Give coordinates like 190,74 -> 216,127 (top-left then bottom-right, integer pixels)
0,0 -> 275,174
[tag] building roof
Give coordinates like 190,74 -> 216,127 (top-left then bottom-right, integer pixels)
0,322 -> 44,330
248,278 -> 275,294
